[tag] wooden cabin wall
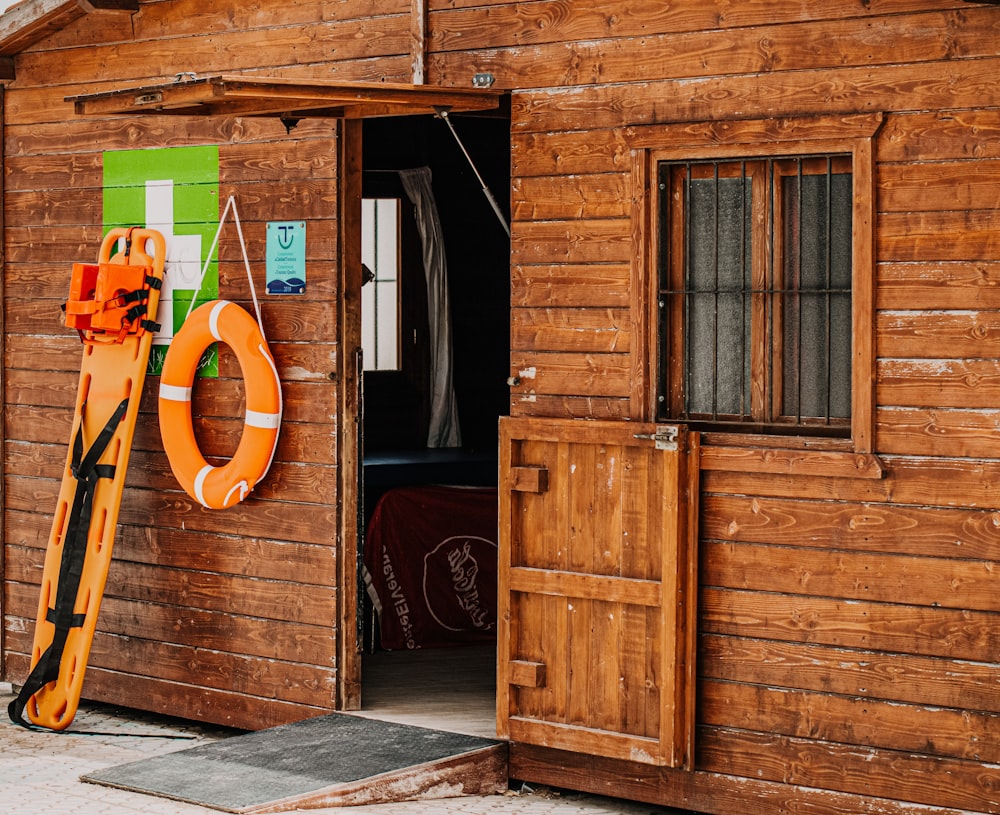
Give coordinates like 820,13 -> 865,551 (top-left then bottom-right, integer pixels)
0,0 -> 419,730
425,1 -> 1000,813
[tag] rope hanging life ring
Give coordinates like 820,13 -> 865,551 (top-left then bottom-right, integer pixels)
158,300 -> 282,509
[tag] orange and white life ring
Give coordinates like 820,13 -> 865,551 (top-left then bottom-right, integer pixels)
158,300 -> 282,509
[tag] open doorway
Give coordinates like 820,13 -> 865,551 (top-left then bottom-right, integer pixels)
356,106 -> 510,737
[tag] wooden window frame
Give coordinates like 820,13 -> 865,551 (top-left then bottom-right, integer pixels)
627,114 -> 883,469
361,196 -> 403,373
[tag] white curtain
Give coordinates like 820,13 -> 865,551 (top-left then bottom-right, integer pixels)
399,167 -> 462,448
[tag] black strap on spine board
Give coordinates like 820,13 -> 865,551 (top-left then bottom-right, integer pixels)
8,397 -> 129,729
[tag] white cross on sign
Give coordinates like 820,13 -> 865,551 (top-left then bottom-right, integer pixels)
144,178 -> 204,343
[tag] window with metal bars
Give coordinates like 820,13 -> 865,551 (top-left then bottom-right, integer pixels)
657,155 -> 853,435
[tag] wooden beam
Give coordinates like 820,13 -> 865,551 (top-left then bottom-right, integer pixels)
700,446 -> 886,479
0,0 -> 138,58
68,75 -> 501,119
411,0 -> 427,84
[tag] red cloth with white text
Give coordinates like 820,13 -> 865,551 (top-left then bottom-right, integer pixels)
364,485 -> 498,649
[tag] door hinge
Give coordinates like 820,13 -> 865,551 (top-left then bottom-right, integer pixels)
633,424 -> 680,451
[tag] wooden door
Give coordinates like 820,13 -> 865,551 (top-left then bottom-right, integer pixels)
497,417 -> 699,768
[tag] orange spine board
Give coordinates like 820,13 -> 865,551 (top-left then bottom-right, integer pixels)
24,228 -> 166,730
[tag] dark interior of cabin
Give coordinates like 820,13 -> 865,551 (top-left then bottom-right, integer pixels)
358,106 -> 510,734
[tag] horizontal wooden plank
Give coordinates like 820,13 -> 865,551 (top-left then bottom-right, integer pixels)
6,545 -> 335,622
509,716 -> 663,766
3,92 -> 365,140
625,111 -> 883,153
5,331 -> 339,382
2,397 -> 336,464
878,309 -> 1000,359
702,587 -> 1000,662
0,259 -> 323,301
5,582 -> 336,665
125,0 -> 408,42
878,109 -> 1000,163
879,210 -> 1000,263
3,152 -> 103,192
511,264 -> 630,308
508,741 -> 953,815
698,727 -> 1000,813
877,407 -> 1000,459
700,677 -> 998,762
3,652 -> 327,730
4,406 -> 337,473
13,17 -> 410,90
4,476 -> 338,545
5,182 -> 340,226
429,0 -> 961,54
5,506 -> 336,581
879,158 -> 1000,213
120,486 -> 337,544
3,627 -> 334,710
700,492 -> 1000,562
700,633 -> 1000,714
700,447 -> 883,479
4,367 -> 334,424
509,566 -> 661,606
508,394 -> 631,421
2,228 -> 339,271
511,219 -> 632,265
878,358 -> 1000,409
703,539 -> 1000,614
508,351 -> 631,399
511,307 -> 631,354
701,454 -> 1000,510
433,9 -> 991,95
877,261 -> 1000,311
512,130 -> 630,178
510,57 -> 1000,134
4,298 -> 339,343
512,174 -> 629,220
131,450 -> 336,505
502,415 -> 662,448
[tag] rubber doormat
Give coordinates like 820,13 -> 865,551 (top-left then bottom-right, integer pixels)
83,713 -> 504,813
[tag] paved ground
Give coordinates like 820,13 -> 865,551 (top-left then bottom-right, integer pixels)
0,683 -> 688,815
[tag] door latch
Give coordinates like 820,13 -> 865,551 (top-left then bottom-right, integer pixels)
633,425 -> 680,451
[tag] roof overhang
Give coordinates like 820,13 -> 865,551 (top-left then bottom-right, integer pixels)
67,74 -> 502,120
0,0 -> 139,81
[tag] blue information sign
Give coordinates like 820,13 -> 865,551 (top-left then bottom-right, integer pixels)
266,221 -> 306,294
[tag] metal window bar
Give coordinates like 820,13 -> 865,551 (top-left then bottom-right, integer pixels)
683,163 -> 693,419
796,158 -> 803,425
712,162 -> 720,421
824,157 -> 834,425
740,162 -> 749,421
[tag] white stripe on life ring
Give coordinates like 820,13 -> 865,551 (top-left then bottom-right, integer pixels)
159,384 -> 193,402
208,300 -> 228,341
246,409 -> 281,430
193,464 -> 214,508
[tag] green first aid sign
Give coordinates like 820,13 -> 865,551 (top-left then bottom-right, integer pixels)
103,145 -> 220,374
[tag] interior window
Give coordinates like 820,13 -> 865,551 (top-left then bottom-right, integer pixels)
657,155 -> 853,435
361,197 -> 401,372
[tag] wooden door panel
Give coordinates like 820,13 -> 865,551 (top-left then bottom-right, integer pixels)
498,417 -> 699,768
